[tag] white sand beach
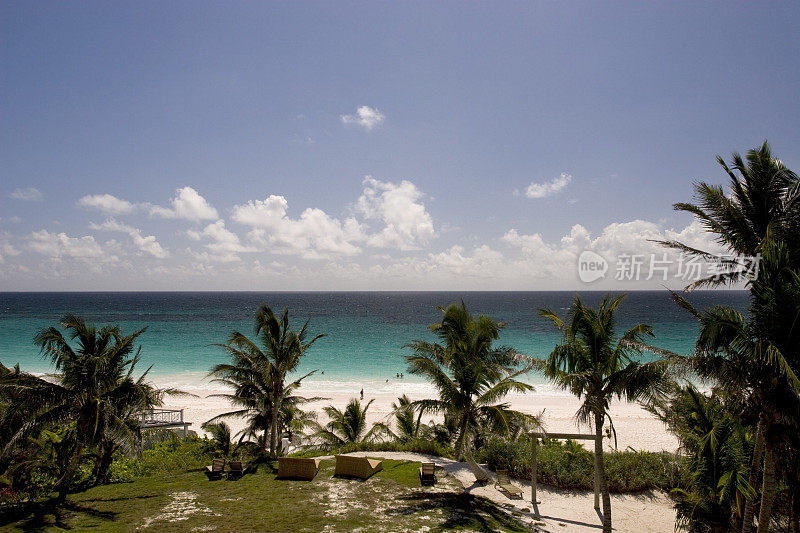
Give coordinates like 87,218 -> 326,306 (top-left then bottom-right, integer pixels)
157,377 -> 679,453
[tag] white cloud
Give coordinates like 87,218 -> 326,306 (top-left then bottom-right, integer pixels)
9,187 -> 42,201
26,230 -> 107,259
340,105 -> 385,130
0,232 -> 21,264
524,173 -> 572,199
356,176 -> 435,250
150,187 -> 219,222
232,195 -> 364,259
77,194 -> 138,214
90,219 -> 169,259
186,220 -> 255,262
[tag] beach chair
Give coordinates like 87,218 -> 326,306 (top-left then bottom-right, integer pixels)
276,457 -> 321,480
204,458 -> 226,480
334,455 -> 383,479
227,460 -> 249,479
494,469 -> 523,498
419,462 -> 436,485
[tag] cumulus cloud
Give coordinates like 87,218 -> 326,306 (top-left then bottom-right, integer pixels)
340,105 -> 385,130
0,232 -> 21,264
186,220 -> 255,262
524,173 -> 572,199
356,176 -> 435,250
90,219 -> 169,259
77,194 -> 138,215
231,195 -> 364,259
26,230 -> 107,259
150,187 -> 219,222
9,187 -> 42,201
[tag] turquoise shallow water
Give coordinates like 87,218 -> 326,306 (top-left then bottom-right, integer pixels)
0,291 -> 748,387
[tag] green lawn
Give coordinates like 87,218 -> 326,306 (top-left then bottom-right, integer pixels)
0,459 -> 528,532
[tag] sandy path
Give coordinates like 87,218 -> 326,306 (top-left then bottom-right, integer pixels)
330,451 -> 676,533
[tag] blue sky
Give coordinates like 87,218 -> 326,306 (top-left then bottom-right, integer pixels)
1,2 -> 798,290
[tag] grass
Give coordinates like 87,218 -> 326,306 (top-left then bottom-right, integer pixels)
0,459 -> 528,532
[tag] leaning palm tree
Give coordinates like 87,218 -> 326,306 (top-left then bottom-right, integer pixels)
539,294 -> 670,533
0,315 -> 160,499
208,305 -> 324,457
405,302 -> 536,464
312,398 -> 388,448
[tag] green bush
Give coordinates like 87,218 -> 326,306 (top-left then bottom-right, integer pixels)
474,436 -> 685,493
108,436 -> 214,479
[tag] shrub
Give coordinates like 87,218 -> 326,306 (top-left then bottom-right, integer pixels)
474,436 -> 685,493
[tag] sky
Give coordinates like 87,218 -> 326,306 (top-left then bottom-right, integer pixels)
1,1 -> 798,291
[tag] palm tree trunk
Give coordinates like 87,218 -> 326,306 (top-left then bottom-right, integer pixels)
270,402 -> 280,457
93,442 -> 116,485
595,412 -> 611,533
742,416 -> 766,533
756,442 -> 777,533
54,441 -> 84,501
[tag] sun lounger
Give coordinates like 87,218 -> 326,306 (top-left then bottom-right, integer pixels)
494,469 -> 523,498
419,462 -> 436,485
204,458 -> 226,480
276,457 -> 321,480
334,454 -> 383,479
227,460 -> 250,479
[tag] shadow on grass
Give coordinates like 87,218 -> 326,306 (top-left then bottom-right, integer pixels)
387,492 -> 528,532
0,497 -> 128,532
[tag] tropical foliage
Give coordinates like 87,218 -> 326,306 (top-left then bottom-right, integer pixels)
0,315 -> 168,499
405,302 -> 537,465
311,398 -> 388,448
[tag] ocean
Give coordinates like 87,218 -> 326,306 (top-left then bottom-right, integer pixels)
0,291 -> 748,390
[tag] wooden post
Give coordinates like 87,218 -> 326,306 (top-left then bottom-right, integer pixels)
531,436 -> 539,505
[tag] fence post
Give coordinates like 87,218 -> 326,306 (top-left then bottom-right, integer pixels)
531,436 -> 539,505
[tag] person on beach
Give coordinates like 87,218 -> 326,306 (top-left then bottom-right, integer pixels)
360,388 -> 364,400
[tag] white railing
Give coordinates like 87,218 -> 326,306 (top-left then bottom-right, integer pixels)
140,409 -> 185,427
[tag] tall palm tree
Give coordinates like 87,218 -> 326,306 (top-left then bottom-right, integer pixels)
0,315 -> 160,499
660,142 -> 799,533
208,305 -> 324,456
539,294 -> 670,533
405,302 -> 535,463
312,398 -> 387,448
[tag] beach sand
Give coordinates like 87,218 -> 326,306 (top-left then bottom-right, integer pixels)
157,377 -> 679,453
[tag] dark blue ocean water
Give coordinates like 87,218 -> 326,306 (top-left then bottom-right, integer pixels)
0,291 -> 748,387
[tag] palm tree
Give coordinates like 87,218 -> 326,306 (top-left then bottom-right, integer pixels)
208,305 -> 324,457
660,142 -> 799,533
405,302 -> 535,463
201,421 -> 233,457
539,294 -> 670,533
0,315 -> 161,499
387,394 -> 425,443
312,398 -> 387,448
